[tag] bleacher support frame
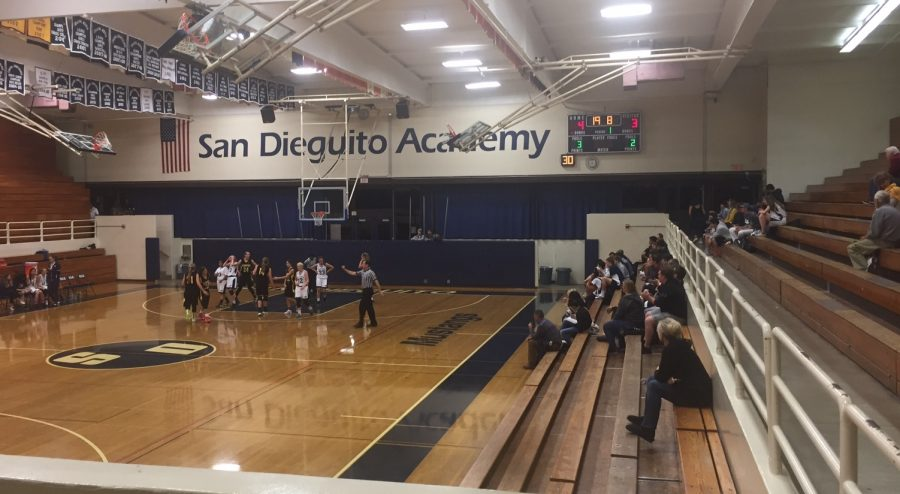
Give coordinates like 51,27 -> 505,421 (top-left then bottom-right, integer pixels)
665,219 -> 900,494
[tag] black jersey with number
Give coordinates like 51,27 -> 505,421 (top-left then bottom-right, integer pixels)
255,265 -> 271,287
238,260 -> 254,277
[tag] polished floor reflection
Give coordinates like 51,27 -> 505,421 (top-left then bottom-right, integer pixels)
0,284 -> 534,480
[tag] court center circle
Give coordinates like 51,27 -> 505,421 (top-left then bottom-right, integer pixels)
47,340 -> 216,370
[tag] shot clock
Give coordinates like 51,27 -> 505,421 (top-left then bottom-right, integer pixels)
567,112 -> 641,153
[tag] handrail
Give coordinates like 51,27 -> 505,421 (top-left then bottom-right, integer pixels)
665,219 -> 900,494
0,219 -> 96,245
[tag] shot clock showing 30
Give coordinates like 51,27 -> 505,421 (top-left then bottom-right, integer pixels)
568,112 -> 641,153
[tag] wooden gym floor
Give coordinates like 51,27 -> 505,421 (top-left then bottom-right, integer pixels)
0,283 -> 539,483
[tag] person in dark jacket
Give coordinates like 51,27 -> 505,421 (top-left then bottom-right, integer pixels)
46,255 -> 61,306
525,309 -> 562,369
600,279 -> 644,352
626,318 -> 712,442
560,290 -> 592,346
641,264 -> 688,354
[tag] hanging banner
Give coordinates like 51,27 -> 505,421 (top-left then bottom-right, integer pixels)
114,84 -> 128,110
27,18 -> 52,45
164,91 -> 175,114
276,83 -> 286,106
202,71 -> 216,94
140,88 -> 153,112
237,79 -> 249,102
5,61 -> 25,94
70,17 -> 91,59
248,77 -> 259,103
175,59 -> 190,86
100,82 -> 114,108
285,85 -> 295,108
34,67 -> 53,98
128,87 -> 141,111
127,36 -> 145,76
216,71 -> 229,98
227,76 -> 237,100
144,46 -> 161,81
161,57 -> 176,83
90,21 -> 110,65
1,20 -> 26,36
50,17 -> 70,52
189,64 -> 202,89
53,72 -> 70,100
267,81 -> 277,104
110,30 -> 128,70
152,90 -> 165,113
0,59 -> 5,92
69,76 -> 85,104
84,79 -> 100,107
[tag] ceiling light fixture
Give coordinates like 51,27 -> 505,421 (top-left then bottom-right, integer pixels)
465,81 -> 501,90
609,49 -> 652,60
201,93 -> 218,100
401,20 -> 448,31
601,3 -> 653,18
840,0 -> 900,53
291,66 -> 321,75
442,58 -> 483,68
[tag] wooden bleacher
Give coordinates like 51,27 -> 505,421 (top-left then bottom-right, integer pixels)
720,120 -> 900,395
0,248 -> 118,287
0,118 -> 93,226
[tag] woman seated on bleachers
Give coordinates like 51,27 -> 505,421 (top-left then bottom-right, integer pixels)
560,290 -> 592,346
599,279 -> 644,352
26,270 -> 45,307
757,193 -> 787,236
626,318 -> 713,443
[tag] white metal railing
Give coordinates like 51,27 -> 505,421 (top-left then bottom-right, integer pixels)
0,219 -> 96,245
665,219 -> 900,494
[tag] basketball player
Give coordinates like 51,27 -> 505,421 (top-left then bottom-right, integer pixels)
198,266 -> 211,320
280,260 -> 296,317
224,255 -> 238,307
214,260 -> 227,309
295,261 -> 310,317
253,257 -> 275,317
183,263 -> 199,322
314,256 -> 334,307
342,258 -> 382,328
235,251 -> 257,306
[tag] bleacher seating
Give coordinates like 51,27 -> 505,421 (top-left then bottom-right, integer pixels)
0,248 -> 118,290
0,119 -> 93,225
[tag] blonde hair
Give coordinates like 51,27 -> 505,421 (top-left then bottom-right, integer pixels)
656,318 -> 684,343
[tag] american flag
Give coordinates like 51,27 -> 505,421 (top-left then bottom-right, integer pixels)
160,118 -> 190,173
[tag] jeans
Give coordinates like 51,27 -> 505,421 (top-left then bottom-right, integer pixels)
642,376 -> 675,430
560,319 -> 581,345
603,319 -> 638,351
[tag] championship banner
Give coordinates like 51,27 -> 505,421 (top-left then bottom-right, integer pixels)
152,90 -> 165,113
114,84 -> 128,110
90,21 -> 110,65
140,88 -> 153,112
161,58 -> 177,83
84,79 -> 100,107
144,46 -> 162,81
237,79 -> 249,102
5,61 -> 25,94
164,91 -> 175,114
110,30 -> 128,70
100,82 -> 114,108
69,77 -> 85,104
70,17 -> 91,59
203,71 -> 216,94
127,36 -> 145,76
53,72 -> 70,100
34,67 -> 52,98
248,78 -> 259,103
189,64 -> 202,89
26,18 -> 52,45
0,59 -> 6,91
227,76 -> 238,100
50,17 -> 70,52
128,87 -> 141,111
1,20 -> 26,36
216,71 -> 228,98
175,59 -> 190,86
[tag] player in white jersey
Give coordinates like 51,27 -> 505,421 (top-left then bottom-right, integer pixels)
314,256 -> 334,307
214,260 -> 228,308
223,255 -> 238,307
294,262 -> 310,318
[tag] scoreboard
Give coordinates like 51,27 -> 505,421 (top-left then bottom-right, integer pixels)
567,112 -> 641,153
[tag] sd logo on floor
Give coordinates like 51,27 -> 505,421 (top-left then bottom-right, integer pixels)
47,340 -> 215,369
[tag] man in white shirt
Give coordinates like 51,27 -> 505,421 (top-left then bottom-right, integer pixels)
411,227 -> 426,241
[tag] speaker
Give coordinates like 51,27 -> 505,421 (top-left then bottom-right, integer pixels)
260,105 -> 276,123
395,99 -> 409,119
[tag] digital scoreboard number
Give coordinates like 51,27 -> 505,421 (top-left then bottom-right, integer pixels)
567,112 -> 641,153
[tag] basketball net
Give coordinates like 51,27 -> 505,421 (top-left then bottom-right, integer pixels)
312,211 -> 327,227
93,131 -> 111,152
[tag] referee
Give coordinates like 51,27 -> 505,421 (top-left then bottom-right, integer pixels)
342,258 -> 382,328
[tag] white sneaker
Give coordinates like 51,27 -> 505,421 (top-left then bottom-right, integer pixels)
284,309 -> 292,316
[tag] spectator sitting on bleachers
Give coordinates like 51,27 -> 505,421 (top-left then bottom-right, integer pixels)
641,236 -> 658,264
757,193 -> 787,236
616,249 -> 636,280
765,183 -> 786,205
626,318 -> 713,443
25,270 -> 45,306
599,279 -> 644,352
722,199 -> 738,225
717,201 -> 729,222
703,218 -> 730,256
425,229 -> 434,241
610,251 -> 633,282
525,309 -> 562,369
411,228 -> 426,241
591,255 -> 624,303
640,265 -> 688,354
887,146 -> 900,181
641,253 -> 661,283
869,171 -> 900,208
847,190 -> 900,271
729,203 -> 755,244
560,289 -> 592,346
668,259 -> 687,282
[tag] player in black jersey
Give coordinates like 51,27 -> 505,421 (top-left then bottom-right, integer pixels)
279,260 -> 296,317
234,251 -> 257,307
253,257 -> 275,317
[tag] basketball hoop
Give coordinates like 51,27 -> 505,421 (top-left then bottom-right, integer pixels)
312,211 -> 327,226
93,131 -> 111,153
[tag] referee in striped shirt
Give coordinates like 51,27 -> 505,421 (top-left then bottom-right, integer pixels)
342,258 -> 383,328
